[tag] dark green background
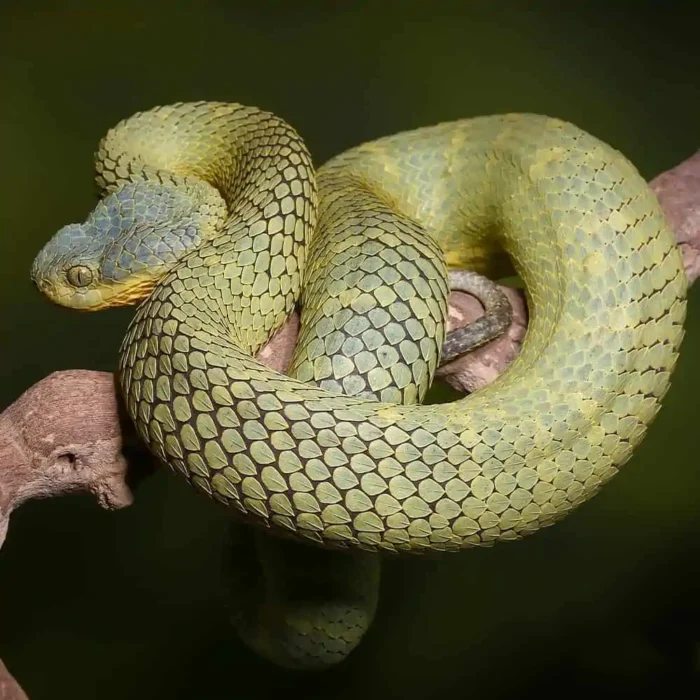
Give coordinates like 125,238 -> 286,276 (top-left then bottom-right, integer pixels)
1,1 -> 699,697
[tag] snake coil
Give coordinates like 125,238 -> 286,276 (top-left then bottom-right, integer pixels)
32,102 -> 687,665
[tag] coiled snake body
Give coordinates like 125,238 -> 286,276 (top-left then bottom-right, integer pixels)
32,102 -> 687,666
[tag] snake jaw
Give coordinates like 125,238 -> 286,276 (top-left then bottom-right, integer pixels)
32,268 -> 158,311
85,274 -> 158,309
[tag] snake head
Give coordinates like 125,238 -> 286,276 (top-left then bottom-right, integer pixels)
30,218 -> 178,310
31,180 -> 227,310
30,223 -> 108,309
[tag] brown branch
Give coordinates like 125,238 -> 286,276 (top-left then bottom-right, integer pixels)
0,371 -> 134,547
0,660 -> 28,700
0,151 -> 698,697
649,150 -> 700,284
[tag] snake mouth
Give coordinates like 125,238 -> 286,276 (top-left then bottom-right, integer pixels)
33,274 -> 158,311
90,276 -> 158,309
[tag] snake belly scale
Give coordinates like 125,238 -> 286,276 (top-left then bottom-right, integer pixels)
32,102 -> 687,555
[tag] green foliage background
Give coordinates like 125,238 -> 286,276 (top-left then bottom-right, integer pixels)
1,1 -> 699,697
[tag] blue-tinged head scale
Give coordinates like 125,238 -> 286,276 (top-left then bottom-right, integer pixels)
31,178 -> 227,309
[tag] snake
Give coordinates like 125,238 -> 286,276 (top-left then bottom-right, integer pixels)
31,101 -> 687,668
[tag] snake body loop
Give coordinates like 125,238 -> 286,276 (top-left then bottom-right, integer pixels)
32,101 -> 687,663
33,101 -> 687,551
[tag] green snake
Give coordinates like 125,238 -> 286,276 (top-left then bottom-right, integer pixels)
31,102 -> 687,667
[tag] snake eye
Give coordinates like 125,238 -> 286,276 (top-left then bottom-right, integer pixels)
66,265 -> 94,288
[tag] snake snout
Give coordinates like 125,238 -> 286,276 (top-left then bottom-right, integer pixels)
29,257 -> 53,296
30,271 -> 46,293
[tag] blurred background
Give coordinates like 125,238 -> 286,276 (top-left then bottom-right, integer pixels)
1,1 -> 699,697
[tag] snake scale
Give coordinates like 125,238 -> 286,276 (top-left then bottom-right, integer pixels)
32,101 -> 687,667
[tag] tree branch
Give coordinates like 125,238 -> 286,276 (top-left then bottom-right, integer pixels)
0,151 -> 698,698
0,660 -> 28,700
